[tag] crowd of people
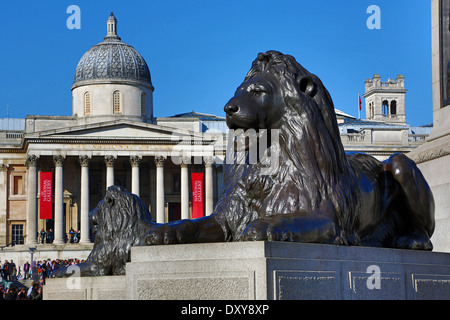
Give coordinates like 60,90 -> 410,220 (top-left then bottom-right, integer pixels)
39,227 -> 82,244
0,257 -> 84,300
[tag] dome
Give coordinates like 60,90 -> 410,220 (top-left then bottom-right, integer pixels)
72,13 -> 153,91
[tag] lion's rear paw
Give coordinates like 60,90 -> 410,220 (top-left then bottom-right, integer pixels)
393,233 -> 433,250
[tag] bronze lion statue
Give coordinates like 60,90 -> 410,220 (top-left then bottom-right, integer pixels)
51,186 -> 153,277
145,50 -> 434,250
52,51 -> 435,278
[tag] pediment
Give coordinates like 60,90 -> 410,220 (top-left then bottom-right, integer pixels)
28,120 -> 201,142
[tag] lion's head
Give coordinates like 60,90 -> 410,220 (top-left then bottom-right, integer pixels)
86,186 -> 153,276
221,51 -> 361,241
225,51 -> 336,132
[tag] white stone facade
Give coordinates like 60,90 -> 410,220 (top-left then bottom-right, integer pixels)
72,84 -> 153,121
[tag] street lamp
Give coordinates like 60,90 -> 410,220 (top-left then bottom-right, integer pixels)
28,246 -> 38,282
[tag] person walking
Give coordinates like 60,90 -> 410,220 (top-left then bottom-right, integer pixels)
2,260 -> 10,281
47,229 -> 54,243
45,259 -> 52,279
23,261 -> 30,280
9,260 -> 17,281
39,228 -> 47,244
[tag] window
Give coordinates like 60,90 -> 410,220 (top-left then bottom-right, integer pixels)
141,92 -> 147,116
390,100 -> 397,115
84,92 -> 91,115
113,90 -> 121,114
11,224 -> 24,245
382,100 -> 389,115
13,175 -> 24,195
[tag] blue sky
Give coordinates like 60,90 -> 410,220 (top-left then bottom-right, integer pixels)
0,0 -> 432,126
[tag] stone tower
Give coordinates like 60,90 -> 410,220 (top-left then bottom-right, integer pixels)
363,74 -> 407,124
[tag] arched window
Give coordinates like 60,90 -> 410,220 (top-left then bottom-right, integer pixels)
84,92 -> 91,115
382,100 -> 389,116
390,100 -> 397,115
141,92 -> 147,116
113,90 -> 121,114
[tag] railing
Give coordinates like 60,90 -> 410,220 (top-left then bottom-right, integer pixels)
0,242 -> 16,250
341,133 -> 365,144
380,81 -> 398,87
6,132 -> 24,139
408,134 -> 428,144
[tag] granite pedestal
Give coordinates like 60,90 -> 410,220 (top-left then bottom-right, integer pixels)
44,241 -> 450,300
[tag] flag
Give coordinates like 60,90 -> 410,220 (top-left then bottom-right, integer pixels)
191,172 -> 204,219
358,93 -> 362,119
40,172 -> 53,219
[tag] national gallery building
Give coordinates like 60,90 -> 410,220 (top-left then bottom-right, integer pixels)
0,14 -> 431,257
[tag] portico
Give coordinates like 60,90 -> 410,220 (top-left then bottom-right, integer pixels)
23,123 -> 223,245
0,13 -> 229,252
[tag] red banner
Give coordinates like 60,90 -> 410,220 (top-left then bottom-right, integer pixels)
191,172 -> 204,219
40,172 -> 53,219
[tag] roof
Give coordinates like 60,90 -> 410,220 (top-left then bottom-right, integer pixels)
334,108 -> 355,119
72,14 -> 153,90
168,111 -> 226,121
0,118 -> 25,131
340,117 -> 409,129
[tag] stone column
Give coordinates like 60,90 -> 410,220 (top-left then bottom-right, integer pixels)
104,155 -> 116,189
204,156 -> 214,216
0,164 -> 8,246
53,155 -> 65,245
25,155 -> 39,245
130,156 -> 142,196
180,160 -> 189,220
79,155 -> 91,244
155,156 -> 165,223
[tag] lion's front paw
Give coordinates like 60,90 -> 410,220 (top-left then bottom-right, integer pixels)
242,214 -> 337,243
242,217 -> 290,241
145,221 -> 198,245
242,219 -> 270,241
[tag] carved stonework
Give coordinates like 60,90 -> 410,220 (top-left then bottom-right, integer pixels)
25,155 -> 39,168
129,155 -> 142,167
0,164 -> 8,172
79,155 -> 91,167
104,155 -> 117,167
409,143 -> 450,164
180,155 -> 191,167
204,156 -> 215,167
441,0 -> 450,106
53,155 -> 65,167
154,156 -> 165,167
447,59 -> 450,102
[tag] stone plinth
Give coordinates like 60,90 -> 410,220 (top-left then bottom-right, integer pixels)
44,242 -> 450,300
44,275 -> 126,300
126,242 -> 450,300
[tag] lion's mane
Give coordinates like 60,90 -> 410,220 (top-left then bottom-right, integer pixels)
217,51 -> 362,244
86,186 -> 153,276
